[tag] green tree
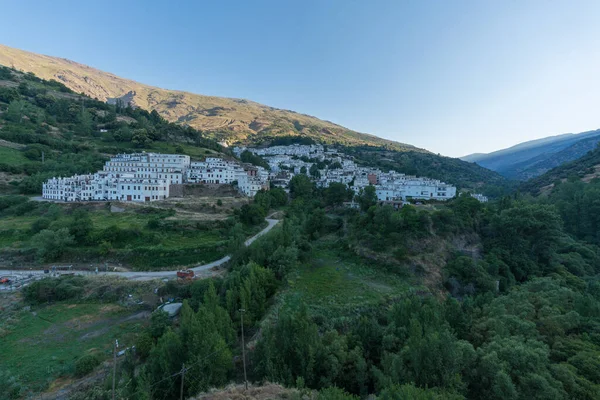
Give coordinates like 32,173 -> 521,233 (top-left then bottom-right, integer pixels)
310,163 -> 321,178
146,330 -> 185,399
290,174 -> 314,199
324,182 -> 353,207
31,228 -> 75,261
356,185 -> 377,211
6,99 -> 27,122
76,109 -> 94,135
132,129 -> 152,147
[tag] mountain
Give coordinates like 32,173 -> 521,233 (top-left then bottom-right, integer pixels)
0,43 -> 415,150
461,129 -> 600,180
520,142 -> 600,195
0,45 -> 509,195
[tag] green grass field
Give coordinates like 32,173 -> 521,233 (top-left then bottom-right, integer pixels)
284,240 -> 419,318
0,301 -> 145,392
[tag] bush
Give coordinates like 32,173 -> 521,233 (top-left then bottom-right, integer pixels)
74,354 -> 101,377
136,332 -> 154,360
22,276 -> 86,304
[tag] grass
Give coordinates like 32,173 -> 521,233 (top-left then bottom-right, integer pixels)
0,301 -> 145,392
0,147 -> 31,166
284,239 -> 418,318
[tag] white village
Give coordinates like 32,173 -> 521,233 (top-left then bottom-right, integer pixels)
42,144 -> 487,204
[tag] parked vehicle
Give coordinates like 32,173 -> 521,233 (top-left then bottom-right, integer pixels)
176,269 -> 194,279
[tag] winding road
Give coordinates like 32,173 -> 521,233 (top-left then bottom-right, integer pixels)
0,218 -> 280,285
111,218 -> 280,280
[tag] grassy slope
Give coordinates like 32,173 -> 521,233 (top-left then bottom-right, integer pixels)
0,43 -> 418,150
281,238 -> 419,319
1,301 -> 143,392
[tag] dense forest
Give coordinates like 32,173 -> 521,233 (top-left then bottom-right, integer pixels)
13,175 -> 599,400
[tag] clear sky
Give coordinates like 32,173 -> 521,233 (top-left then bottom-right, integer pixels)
1,0 -> 599,157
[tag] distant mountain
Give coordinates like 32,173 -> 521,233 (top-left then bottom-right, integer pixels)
461,129 -> 600,180
520,143 -> 600,195
0,43 -> 415,151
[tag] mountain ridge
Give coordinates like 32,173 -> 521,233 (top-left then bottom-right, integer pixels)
0,43 -> 417,151
461,128 -> 600,180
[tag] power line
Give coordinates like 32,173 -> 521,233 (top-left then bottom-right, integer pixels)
146,337 -> 240,398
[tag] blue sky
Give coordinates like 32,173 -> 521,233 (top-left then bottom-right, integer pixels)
1,0 -> 599,157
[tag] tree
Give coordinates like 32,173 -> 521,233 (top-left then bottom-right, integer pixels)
31,228 -> 75,262
145,330 -> 185,399
325,182 -> 353,207
239,203 -> 266,225
310,164 -> 321,178
290,174 -> 314,199
179,298 -> 234,396
76,109 -> 94,135
487,204 -> 564,281
254,305 -> 321,387
356,185 -> 377,211
132,129 -> 152,147
6,99 -> 27,122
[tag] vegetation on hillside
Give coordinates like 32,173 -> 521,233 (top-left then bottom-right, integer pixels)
0,190 -> 281,269
521,143 -> 600,195
27,175 -> 599,400
0,65 -> 228,194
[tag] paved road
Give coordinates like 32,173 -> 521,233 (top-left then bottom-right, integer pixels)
110,218 -> 280,280
0,218 -> 280,285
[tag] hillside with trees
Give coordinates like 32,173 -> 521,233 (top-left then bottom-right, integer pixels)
5,174 -> 600,399
0,65 -> 228,194
521,143 -> 600,195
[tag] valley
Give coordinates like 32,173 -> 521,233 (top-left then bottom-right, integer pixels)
0,50 -> 599,400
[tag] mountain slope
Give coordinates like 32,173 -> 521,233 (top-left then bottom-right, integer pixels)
461,129 -> 600,180
520,143 -> 600,195
0,43 -> 415,150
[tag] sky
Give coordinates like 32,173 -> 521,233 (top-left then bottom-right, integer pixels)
1,0 -> 599,157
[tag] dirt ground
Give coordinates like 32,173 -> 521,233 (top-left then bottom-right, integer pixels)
123,184 -> 251,221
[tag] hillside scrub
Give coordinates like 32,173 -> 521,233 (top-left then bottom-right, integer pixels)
0,197 -> 267,269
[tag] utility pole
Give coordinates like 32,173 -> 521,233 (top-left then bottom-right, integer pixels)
112,339 -> 118,400
41,151 -> 44,164
180,363 -> 186,400
239,309 -> 248,390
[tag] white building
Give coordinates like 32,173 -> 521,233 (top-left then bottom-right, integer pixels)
42,171 -> 170,203
470,193 -> 489,203
241,144 -> 459,202
103,152 -> 190,185
187,157 -> 243,184
42,152 -> 271,202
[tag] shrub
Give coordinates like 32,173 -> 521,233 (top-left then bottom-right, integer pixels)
74,354 -> 101,377
135,332 -> 154,360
